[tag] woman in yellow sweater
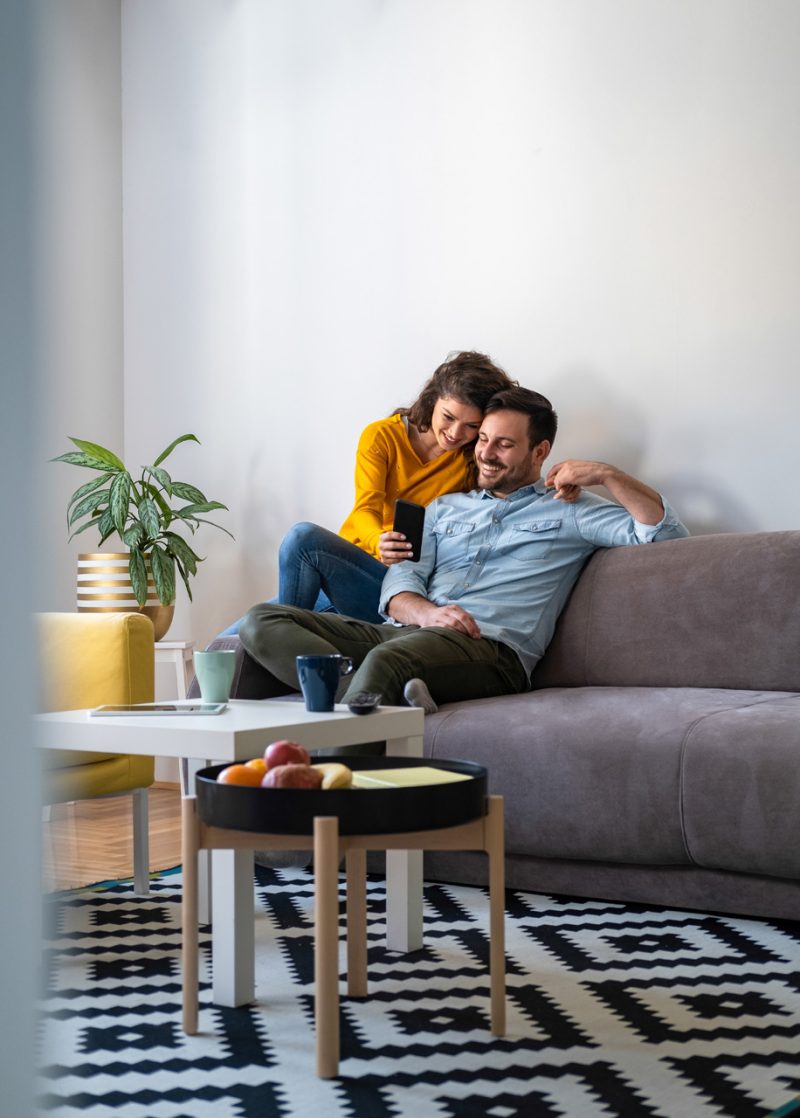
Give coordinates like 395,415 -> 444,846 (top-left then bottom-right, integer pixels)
220,352 -> 514,632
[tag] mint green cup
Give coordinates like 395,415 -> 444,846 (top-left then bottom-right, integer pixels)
193,650 -> 237,703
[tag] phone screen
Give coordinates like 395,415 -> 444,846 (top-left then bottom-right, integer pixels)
392,499 -> 425,562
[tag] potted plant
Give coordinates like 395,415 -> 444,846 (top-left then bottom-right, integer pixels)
54,434 -> 233,638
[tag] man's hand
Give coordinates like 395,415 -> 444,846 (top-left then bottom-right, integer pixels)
378,530 -> 413,565
545,460 -> 613,501
545,460 -> 665,525
387,592 -> 482,638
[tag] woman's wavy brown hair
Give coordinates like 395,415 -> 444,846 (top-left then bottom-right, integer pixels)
394,351 -> 517,483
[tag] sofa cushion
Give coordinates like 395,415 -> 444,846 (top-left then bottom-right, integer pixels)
424,686 -> 799,872
681,693 -> 800,878
532,531 -> 800,692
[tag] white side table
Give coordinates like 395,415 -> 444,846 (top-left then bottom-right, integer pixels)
155,640 -> 195,699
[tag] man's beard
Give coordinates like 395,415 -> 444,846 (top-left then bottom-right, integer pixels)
476,457 -> 532,495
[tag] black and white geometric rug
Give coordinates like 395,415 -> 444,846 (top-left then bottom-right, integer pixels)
38,867 -> 800,1118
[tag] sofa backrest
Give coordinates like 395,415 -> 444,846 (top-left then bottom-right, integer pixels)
531,531 -> 800,692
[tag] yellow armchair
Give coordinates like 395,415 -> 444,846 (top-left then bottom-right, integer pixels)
37,612 -> 156,893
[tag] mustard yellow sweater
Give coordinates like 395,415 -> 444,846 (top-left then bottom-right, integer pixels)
338,413 -> 473,560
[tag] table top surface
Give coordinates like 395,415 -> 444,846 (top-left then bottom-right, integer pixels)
35,698 -> 425,760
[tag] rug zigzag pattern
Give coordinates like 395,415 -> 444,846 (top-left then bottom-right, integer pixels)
38,868 -> 800,1117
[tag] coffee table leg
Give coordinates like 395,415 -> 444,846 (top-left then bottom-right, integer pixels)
385,850 -> 423,952
181,798 -> 199,1034
384,733 -> 424,952
211,848 -> 255,1006
181,758 -> 212,925
486,795 -> 506,1036
315,816 -> 340,1077
346,848 -> 368,997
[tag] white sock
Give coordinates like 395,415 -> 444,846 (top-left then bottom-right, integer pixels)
403,678 -> 438,715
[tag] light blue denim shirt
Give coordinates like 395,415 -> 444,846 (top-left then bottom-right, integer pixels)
379,479 -> 689,677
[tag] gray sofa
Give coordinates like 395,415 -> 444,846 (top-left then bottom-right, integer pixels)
199,530 -> 800,921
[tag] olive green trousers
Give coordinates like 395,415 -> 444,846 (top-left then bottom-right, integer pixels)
239,603 -> 528,708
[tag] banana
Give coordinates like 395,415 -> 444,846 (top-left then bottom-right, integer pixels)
311,762 -> 353,789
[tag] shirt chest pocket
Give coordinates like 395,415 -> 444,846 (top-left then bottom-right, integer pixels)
506,520 -> 562,561
432,520 -> 476,555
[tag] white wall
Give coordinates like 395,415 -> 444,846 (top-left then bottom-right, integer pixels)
36,0 -> 124,613
119,0 -> 799,648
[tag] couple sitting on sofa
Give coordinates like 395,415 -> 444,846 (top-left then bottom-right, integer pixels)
225,353 -> 689,714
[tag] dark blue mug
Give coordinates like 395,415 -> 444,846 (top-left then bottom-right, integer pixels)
296,654 -> 354,712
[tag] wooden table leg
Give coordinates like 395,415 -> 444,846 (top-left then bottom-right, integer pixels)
346,847 -> 368,997
181,797 -> 199,1034
486,795 -> 506,1036
314,817 -> 341,1078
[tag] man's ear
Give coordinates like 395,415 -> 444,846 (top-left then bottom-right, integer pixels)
532,439 -> 551,466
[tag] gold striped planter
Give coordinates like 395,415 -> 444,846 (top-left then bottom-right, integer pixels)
76,552 -> 175,641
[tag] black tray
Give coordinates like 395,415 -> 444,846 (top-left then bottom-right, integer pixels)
195,755 -> 487,836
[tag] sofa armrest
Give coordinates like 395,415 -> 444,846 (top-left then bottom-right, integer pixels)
37,612 -> 155,711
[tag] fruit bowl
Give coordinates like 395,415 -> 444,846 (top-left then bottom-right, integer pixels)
194,755 -> 487,835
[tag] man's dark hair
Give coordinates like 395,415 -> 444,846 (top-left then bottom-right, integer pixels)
483,386 -> 558,449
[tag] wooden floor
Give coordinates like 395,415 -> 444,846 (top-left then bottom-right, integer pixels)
42,783 -> 183,892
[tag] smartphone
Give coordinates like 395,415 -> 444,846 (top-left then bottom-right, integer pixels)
90,702 -> 228,716
392,499 -> 426,563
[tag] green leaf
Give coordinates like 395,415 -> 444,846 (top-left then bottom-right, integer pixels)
109,471 -> 132,535
187,516 -> 236,541
123,523 -> 145,548
68,488 -> 109,526
138,496 -> 161,540
174,557 -> 194,602
68,437 -> 125,471
169,481 -> 206,504
52,451 -> 116,471
97,507 -> 116,546
164,532 -> 200,575
152,433 -> 199,468
175,501 -> 228,517
129,550 -> 148,607
150,546 -> 176,605
146,466 -> 172,494
68,515 -> 102,543
192,514 -> 235,541
67,474 -> 110,514
142,481 -> 173,523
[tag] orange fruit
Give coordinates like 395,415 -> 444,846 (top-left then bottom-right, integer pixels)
244,758 -> 267,778
217,764 -> 263,787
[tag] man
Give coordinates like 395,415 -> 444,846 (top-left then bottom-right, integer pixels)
239,387 -> 689,712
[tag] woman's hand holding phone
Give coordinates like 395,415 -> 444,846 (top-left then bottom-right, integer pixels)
379,530 -> 415,565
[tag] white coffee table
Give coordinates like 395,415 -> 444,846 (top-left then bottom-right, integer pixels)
35,698 -> 425,1006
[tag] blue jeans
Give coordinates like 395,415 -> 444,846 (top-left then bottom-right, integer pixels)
218,522 -> 387,636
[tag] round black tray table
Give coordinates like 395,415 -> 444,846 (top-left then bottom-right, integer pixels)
182,756 -> 506,1078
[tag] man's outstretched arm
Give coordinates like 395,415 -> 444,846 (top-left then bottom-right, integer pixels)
545,460 -> 666,525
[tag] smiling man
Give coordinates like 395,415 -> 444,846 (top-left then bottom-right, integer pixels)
240,387 -> 689,712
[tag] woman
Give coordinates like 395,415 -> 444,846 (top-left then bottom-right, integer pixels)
221,351 -> 515,632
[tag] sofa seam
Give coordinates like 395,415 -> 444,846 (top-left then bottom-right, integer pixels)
426,708 -> 460,759
677,692 -> 800,866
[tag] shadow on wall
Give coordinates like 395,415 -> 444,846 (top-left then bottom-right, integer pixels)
656,473 -> 758,536
546,368 -> 648,478
547,367 -> 756,536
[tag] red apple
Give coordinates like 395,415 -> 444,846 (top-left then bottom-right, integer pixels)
262,763 -> 323,789
264,740 -> 310,770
